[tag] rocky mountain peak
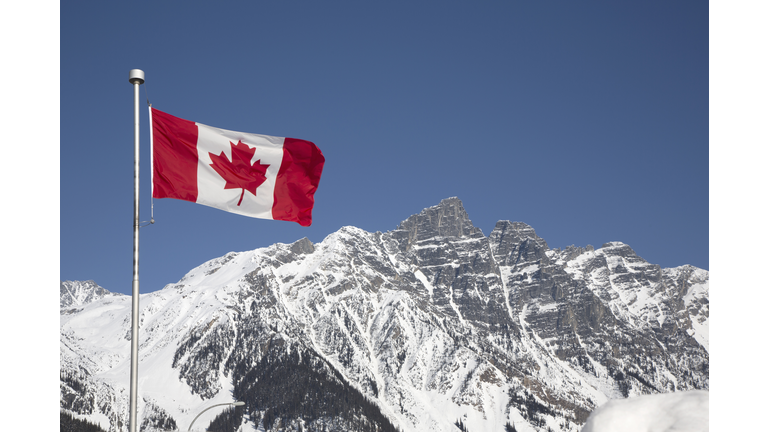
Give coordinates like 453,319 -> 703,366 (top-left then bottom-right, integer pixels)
489,220 -> 550,266
394,197 -> 483,249
289,237 -> 315,255
491,220 -> 545,243
597,241 -> 648,265
60,280 -> 119,309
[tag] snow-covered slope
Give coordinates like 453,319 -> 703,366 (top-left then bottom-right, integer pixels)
60,197 -> 709,432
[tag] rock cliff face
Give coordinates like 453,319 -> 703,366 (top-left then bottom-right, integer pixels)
60,197 -> 708,432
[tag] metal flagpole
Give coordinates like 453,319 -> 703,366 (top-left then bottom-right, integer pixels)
128,68 -> 145,432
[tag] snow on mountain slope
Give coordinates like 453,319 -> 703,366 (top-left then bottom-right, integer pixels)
61,198 -> 708,432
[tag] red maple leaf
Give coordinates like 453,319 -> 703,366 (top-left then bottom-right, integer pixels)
209,140 -> 270,206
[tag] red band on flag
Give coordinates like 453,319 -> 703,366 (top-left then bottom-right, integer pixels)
151,109 -> 199,202
274,138 -> 326,227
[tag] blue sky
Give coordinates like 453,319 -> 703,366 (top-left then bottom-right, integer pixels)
58,1 -> 710,296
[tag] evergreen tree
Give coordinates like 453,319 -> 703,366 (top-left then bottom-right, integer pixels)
454,418 -> 469,432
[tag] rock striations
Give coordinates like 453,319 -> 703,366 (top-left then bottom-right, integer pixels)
60,197 -> 709,432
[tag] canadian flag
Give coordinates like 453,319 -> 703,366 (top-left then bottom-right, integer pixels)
150,108 -> 325,226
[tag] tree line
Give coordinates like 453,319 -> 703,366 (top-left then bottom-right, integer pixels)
60,411 -> 107,432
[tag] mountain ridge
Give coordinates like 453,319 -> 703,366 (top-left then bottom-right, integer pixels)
61,197 -> 708,432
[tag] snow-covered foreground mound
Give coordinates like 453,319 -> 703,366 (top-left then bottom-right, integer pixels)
581,390 -> 708,432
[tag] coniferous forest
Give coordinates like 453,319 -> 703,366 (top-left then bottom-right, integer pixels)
60,411 -> 108,432
210,339 -> 401,432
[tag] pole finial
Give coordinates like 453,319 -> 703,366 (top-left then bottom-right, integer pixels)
129,69 -> 145,84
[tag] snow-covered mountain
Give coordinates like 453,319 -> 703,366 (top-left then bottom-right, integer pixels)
61,280 -> 121,309
60,197 -> 709,432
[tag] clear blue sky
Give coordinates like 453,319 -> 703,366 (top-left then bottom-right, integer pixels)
59,1 -> 709,296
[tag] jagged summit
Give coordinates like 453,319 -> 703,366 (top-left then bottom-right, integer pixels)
394,197 -> 483,248
490,220 -> 550,267
492,220 -> 543,242
289,237 -> 315,255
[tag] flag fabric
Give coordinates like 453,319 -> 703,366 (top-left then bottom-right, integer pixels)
150,107 -> 325,227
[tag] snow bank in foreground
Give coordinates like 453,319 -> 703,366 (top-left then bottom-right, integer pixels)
581,390 -> 708,432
